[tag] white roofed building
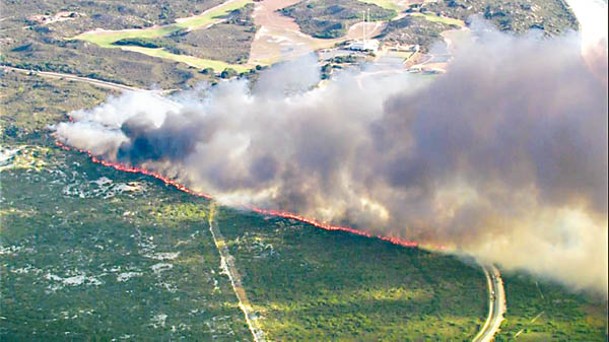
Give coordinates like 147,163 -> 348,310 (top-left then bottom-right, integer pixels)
348,39 -> 380,53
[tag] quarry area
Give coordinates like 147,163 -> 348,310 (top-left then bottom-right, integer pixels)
1,0 -> 607,340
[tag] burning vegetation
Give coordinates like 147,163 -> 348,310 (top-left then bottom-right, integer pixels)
55,22 -> 608,295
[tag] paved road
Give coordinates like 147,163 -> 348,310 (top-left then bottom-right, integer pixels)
2,66 -> 142,92
2,66 -> 143,91
473,265 -> 506,342
3,66 -> 184,95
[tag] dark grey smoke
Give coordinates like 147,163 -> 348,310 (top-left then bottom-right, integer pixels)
118,111 -> 202,164
55,24 -> 608,295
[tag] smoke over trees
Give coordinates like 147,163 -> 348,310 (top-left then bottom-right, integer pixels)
55,23 -> 608,295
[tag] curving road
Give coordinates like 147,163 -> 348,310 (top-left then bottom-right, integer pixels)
473,264 -> 506,342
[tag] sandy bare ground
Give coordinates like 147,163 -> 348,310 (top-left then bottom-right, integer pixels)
347,21 -> 386,40
248,0 -> 388,65
248,0 -> 337,65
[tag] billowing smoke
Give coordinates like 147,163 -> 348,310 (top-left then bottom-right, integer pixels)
55,21 -> 608,295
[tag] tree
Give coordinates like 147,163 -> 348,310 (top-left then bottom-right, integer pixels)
200,67 -> 215,75
220,68 -> 237,79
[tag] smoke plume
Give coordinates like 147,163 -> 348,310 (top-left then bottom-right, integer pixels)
55,22 -> 608,295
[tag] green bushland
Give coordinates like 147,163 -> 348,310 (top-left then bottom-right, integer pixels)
495,272 -> 607,341
69,0 -> 256,71
0,72 -> 251,340
421,0 -> 577,34
72,0 -> 252,47
0,1 -> 254,88
280,0 -> 397,39
107,4 -> 258,69
355,0 -> 403,11
2,58 -> 607,342
377,15 -> 456,53
411,12 -> 465,27
215,208 -> 488,341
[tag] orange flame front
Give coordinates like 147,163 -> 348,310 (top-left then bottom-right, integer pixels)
56,141 -> 419,248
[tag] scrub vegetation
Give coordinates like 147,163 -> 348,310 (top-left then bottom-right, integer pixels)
280,0 -> 396,39
495,272 -> 607,341
423,0 -> 577,34
216,207 -> 489,340
0,72 -> 250,340
0,1 -> 255,88
1,1 -> 605,340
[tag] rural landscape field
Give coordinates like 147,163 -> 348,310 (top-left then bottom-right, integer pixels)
1,0 -> 607,340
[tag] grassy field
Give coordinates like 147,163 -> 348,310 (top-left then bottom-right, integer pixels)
175,0 -> 252,29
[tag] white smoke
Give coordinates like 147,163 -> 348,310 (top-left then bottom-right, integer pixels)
54,21 -> 608,295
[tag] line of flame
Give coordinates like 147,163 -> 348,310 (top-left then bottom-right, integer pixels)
56,140 -> 419,248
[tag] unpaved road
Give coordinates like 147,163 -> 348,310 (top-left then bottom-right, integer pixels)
208,204 -> 266,342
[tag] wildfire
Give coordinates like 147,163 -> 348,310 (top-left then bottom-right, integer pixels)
56,140 -> 419,248
251,208 -> 418,248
